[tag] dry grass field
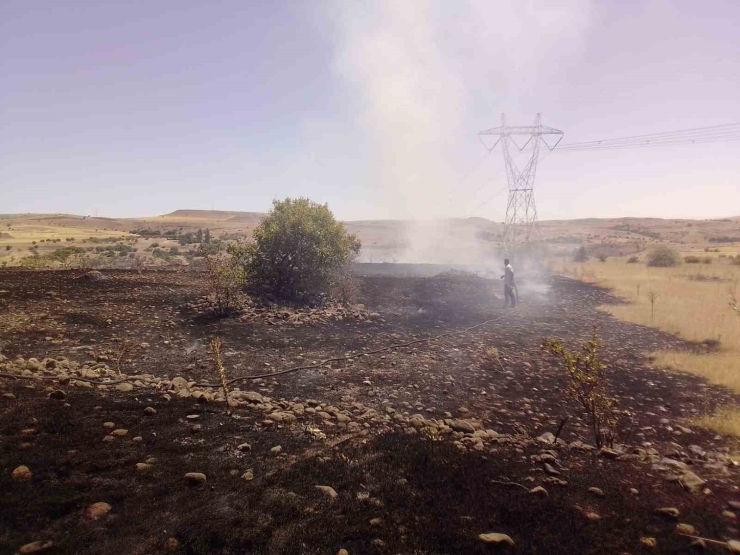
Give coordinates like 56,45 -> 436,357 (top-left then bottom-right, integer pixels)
553,253 -> 740,434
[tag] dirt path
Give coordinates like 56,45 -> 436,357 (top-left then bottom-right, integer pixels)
1,268 -> 740,554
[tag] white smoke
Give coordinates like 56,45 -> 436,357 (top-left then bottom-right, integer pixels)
327,0 -> 593,223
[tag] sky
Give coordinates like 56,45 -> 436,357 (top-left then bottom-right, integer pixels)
1,0 -> 739,221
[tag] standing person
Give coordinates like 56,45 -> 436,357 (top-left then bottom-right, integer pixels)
501,258 -> 516,308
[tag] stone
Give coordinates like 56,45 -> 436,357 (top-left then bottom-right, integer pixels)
530,486 -> 548,497
19,540 -> 54,553
728,501 -> 740,510
536,432 -> 556,444
85,501 -> 112,520
599,447 -> 621,459
171,377 -> 190,392
11,465 -> 32,482
110,429 -> 128,437
238,442 -> 252,451
242,470 -> 254,481
655,507 -> 680,519
242,391 -> 264,403
165,537 -> 179,552
675,523 -> 696,535
478,533 -> 515,547
449,419 -> 476,433
728,540 -> 740,553
370,518 -> 382,526
103,422 -> 115,430
270,445 -> 282,454
185,472 -> 207,486
543,463 -> 560,476
103,436 -> 115,443
144,406 -> 157,415
116,382 -> 134,392
723,510 -> 737,519
588,487 -> 605,498
315,485 -> 338,499
680,470 -> 706,493
640,537 -> 657,548
133,436 -> 143,443
49,390 -> 66,400
583,511 -> 601,521
191,424 -> 202,433
135,463 -> 152,473
337,550 -> 349,555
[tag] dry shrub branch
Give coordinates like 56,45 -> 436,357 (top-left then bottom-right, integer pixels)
543,327 -> 617,449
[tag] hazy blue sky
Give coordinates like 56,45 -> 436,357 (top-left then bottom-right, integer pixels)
2,0 -> 738,221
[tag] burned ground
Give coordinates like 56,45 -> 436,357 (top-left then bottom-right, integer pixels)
1,267 -> 740,554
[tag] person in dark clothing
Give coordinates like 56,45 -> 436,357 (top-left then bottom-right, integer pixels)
501,258 -> 516,308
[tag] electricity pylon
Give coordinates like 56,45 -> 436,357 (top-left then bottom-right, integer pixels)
478,114 -> 563,253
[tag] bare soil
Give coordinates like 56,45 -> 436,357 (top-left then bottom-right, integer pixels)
1,266 -> 740,554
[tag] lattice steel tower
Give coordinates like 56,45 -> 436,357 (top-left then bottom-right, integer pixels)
478,114 -> 563,253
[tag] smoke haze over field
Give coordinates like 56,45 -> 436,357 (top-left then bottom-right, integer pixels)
327,0 -> 591,220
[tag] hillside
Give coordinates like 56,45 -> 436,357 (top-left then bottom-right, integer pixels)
1,211 -> 739,266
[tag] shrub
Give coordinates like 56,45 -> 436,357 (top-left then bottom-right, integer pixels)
597,254 -> 607,263
702,257 -> 712,264
5,245 -> 10,251
229,198 -> 361,300
573,246 -> 588,262
329,269 -> 360,306
646,245 -> 681,267
543,328 -> 616,449
684,255 -> 701,264
626,255 -> 639,263
205,254 -> 246,316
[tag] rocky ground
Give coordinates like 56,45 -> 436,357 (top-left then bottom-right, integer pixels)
2,266 -> 740,554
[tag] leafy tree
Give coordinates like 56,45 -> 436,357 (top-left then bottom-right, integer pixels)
229,198 -> 361,300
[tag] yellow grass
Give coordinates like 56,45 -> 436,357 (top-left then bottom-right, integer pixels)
553,255 -> 740,435
0,223 -> 128,264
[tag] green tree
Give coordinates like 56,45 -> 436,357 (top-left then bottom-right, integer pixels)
229,198 -> 361,300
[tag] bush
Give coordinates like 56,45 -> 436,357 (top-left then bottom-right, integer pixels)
205,254 -> 246,316
646,245 -> 681,267
543,328 -> 616,449
573,246 -> 588,262
229,198 -> 361,300
597,254 -> 607,263
329,269 -> 360,306
702,257 -> 712,264
626,255 -> 639,264
684,255 -> 701,264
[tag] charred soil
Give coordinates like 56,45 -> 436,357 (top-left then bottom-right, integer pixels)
1,267 -> 739,554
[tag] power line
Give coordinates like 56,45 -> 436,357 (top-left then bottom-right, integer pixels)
557,122 -> 740,151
